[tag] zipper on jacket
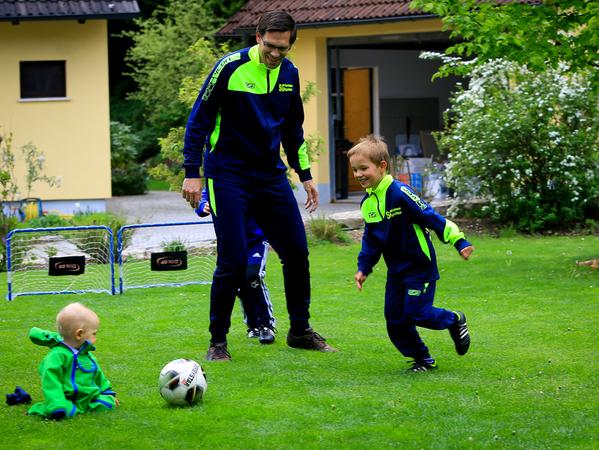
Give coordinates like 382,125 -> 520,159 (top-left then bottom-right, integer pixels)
370,192 -> 383,220
266,69 -> 270,93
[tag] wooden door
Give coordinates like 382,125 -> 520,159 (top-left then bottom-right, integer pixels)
343,68 -> 372,192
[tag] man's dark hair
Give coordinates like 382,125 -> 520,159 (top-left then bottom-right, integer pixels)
256,11 -> 297,44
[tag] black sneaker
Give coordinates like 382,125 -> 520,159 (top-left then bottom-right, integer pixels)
205,342 -> 231,361
407,358 -> 438,373
258,326 -> 276,345
287,328 -> 338,352
448,311 -> 470,355
247,328 -> 260,339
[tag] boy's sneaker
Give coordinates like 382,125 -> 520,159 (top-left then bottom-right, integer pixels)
407,358 -> 438,373
205,342 -> 231,361
258,326 -> 276,345
286,328 -> 338,352
448,311 -> 470,355
247,328 -> 260,339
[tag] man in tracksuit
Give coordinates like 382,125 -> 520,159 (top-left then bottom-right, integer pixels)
182,11 -> 336,360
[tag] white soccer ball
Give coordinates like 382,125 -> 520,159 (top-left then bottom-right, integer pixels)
159,358 -> 207,406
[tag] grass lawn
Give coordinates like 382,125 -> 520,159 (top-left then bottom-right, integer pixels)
1,235 -> 597,449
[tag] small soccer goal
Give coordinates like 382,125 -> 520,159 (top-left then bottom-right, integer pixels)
6,225 -> 115,301
117,221 -> 216,293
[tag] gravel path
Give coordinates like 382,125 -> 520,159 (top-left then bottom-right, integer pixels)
106,191 -> 363,251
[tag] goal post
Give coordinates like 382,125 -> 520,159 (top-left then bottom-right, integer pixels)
117,221 -> 216,293
6,225 -> 115,301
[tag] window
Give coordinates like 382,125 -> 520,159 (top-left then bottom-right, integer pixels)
20,60 -> 66,99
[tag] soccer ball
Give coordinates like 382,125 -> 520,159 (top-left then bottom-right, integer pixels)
159,358 -> 207,406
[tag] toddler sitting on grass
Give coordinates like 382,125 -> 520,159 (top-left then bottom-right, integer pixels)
28,302 -> 117,419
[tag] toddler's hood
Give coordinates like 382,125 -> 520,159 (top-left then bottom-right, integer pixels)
29,327 -> 62,348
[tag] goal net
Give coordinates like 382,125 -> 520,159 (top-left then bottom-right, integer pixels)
117,221 -> 216,293
6,225 -> 115,301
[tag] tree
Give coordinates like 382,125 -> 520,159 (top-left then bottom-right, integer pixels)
117,0 -> 243,159
410,0 -> 598,84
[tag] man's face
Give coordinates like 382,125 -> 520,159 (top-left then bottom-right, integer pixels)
256,30 -> 292,69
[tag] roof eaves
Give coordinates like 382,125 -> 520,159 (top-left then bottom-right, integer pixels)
217,13 -> 438,37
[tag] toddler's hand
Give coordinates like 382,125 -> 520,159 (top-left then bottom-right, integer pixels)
460,245 -> 474,260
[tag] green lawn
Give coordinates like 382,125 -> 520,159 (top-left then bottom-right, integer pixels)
1,235 -> 597,449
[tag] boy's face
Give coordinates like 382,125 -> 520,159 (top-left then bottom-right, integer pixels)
349,153 -> 387,190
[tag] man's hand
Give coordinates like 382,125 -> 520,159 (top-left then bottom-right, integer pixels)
460,245 -> 474,260
302,179 -> 319,213
182,178 -> 202,209
354,271 -> 367,290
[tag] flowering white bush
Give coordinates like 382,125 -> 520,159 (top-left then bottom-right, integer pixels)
437,59 -> 599,232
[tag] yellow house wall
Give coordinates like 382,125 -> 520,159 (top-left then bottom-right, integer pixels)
0,20 -> 111,201
290,18 -> 442,188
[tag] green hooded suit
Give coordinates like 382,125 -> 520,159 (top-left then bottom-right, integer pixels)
28,327 -> 116,419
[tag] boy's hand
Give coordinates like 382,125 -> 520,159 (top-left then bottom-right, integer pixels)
202,203 -> 212,214
355,271 -> 368,290
460,245 -> 474,260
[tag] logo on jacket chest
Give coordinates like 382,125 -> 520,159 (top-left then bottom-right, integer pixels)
245,82 -> 256,89
385,207 -> 403,219
279,83 -> 293,92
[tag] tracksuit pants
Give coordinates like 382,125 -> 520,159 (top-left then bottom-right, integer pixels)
206,172 -> 311,343
384,279 -> 456,360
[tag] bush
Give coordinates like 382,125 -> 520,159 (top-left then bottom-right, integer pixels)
111,121 -> 148,196
438,60 -> 599,232
308,217 -> 351,244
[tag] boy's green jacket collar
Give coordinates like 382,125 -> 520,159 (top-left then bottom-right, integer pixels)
29,327 -> 95,353
366,174 -> 393,196
362,175 -> 394,223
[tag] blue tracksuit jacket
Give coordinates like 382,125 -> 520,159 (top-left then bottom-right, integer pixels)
183,45 -> 311,182
358,175 -> 471,284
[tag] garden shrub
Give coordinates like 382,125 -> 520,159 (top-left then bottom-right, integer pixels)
308,217 -> 351,244
437,60 -> 599,232
111,121 -> 148,196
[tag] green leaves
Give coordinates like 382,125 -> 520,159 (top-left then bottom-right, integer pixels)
438,60 -> 598,232
410,0 -> 598,87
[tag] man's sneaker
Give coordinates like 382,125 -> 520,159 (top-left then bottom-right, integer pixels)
407,358 -> 438,373
286,328 -> 338,352
448,311 -> 470,355
258,326 -> 276,345
247,328 -> 260,339
205,342 -> 231,361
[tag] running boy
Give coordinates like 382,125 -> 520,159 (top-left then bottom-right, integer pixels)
28,302 -> 117,419
196,189 -> 276,345
348,135 -> 474,372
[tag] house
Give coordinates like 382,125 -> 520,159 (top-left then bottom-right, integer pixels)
0,0 -> 139,214
218,0 -> 461,203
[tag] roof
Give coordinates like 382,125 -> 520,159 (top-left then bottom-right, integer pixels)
218,0 -> 432,36
0,0 -> 140,22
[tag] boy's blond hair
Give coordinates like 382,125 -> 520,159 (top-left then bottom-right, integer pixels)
56,302 -> 98,339
347,134 -> 390,168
